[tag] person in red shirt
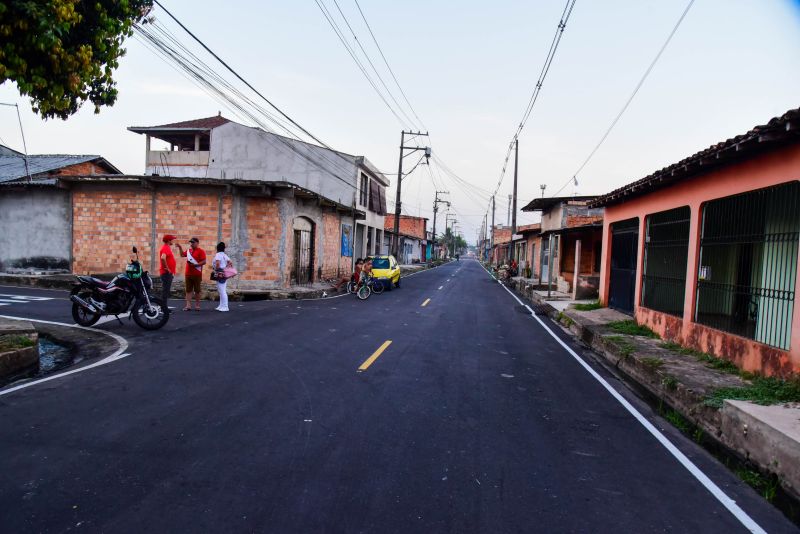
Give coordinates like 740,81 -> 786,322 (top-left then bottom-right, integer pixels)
176,237 -> 206,311
159,234 -> 178,307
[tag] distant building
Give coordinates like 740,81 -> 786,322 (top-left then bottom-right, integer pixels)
592,106 -> 800,377
520,196 -> 603,298
384,214 -> 428,264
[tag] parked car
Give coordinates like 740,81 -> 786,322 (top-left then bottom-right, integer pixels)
368,255 -> 401,289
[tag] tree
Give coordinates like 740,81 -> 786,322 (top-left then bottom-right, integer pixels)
0,0 -> 152,119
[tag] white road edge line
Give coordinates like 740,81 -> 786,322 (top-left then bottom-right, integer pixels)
478,263 -> 766,534
0,315 -> 131,398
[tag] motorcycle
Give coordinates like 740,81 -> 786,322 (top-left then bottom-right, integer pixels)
70,246 -> 170,330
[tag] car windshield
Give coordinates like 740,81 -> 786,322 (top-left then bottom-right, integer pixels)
371,258 -> 390,269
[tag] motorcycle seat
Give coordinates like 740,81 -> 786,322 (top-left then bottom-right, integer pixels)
78,276 -> 111,288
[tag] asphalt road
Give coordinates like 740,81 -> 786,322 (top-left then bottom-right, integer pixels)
0,262 -> 796,533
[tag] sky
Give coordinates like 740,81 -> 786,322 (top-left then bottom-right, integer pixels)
1,0 -> 800,242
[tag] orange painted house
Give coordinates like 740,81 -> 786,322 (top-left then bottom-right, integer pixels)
592,107 -> 800,377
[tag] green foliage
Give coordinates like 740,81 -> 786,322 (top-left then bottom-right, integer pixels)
664,409 -> 690,433
607,320 -> 658,338
605,335 -> 636,358
661,375 -> 678,391
640,357 -> 665,370
572,300 -> 602,311
0,334 -> 35,352
659,342 -> 741,375
735,468 -> 780,502
0,0 -> 153,119
705,376 -> 800,408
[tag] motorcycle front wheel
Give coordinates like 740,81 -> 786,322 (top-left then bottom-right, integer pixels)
71,290 -> 101,326
132,297 -> 170,330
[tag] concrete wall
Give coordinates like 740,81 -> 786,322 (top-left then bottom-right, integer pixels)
0,189 -> 71,272
207,123 -> 358,207
598,143 -> 800,377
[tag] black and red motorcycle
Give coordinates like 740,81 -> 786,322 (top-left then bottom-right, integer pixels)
70,247 -> 170,330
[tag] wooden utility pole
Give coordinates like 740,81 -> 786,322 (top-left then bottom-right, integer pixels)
510,138 -> 518,261
392,130 -> 429,258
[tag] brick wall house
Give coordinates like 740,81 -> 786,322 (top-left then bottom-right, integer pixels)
383,215 -> 428,264
65,176 -> 361,288
520,197 -> 603,298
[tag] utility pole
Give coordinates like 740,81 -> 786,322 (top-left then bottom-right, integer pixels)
490,195 -> 496,264
431,190 -> 449,260
510,138 -> 518,261
507,194 -> 512,227
393,130 -> 430,259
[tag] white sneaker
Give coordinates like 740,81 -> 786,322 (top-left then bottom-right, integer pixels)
216,307 -> 229,312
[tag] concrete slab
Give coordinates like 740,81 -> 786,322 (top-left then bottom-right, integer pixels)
722,400 -> 800,498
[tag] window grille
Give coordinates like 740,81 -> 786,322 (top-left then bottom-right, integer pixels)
641,206 -> 690,316
696,181 -> 799,350
359,173 -> 369,206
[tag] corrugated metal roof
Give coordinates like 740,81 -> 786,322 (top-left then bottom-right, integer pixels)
590,106 -> 800,208
0,154 -> 116,183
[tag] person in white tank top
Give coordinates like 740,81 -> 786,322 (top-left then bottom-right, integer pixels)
213,242 -> 232,312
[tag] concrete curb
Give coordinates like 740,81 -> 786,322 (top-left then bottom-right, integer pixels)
0,319 -> 39,381
504,276 -> 800,501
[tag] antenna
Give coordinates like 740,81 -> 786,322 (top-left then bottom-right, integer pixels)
0,102 -> 31,182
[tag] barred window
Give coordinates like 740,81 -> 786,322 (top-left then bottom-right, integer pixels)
695,182 -> 799,350
641,207 -> 690,316
359,173 -> 369,206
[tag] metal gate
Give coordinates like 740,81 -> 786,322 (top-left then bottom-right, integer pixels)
609,218 -> 639,314
293,229 -> 313,285
540,238 -> 549,283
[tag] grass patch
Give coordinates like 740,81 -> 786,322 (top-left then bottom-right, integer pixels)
705,376 -> 800,408
736,467 -> 781,502
605,335 -> 636,358
607,320 -> 658,338
659,342 -> 741,375
664,409 -> 691,433
557,312 -> 575,327
661,375 -> 678,391
0,334 -> 35,352
572,300 -> 602,311
640,357 -> 665,370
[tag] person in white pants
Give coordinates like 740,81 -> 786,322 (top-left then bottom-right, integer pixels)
213,242 -> 232,312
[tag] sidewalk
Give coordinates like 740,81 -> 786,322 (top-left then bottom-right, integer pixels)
0,261 -> 449,302
507,277 -> 800,503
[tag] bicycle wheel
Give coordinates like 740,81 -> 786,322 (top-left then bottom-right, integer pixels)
357,284 -> 371,300
371,279 -> 385,294
346,280 -> 356,294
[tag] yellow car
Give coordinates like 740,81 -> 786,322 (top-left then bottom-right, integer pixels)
368,255 -> 401,289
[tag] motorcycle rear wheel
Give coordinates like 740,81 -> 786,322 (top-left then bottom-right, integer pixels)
71,291 -> 101,326
132,297 -> 170,330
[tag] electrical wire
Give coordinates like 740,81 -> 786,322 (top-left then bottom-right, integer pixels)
352,0 -> 427,131
313,0 -> 410,129
330,0 -> 419,129
550,0 -> 695,197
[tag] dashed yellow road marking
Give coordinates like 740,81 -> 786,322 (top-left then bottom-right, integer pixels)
357,340 -> 392,372
421,298 -> 431,307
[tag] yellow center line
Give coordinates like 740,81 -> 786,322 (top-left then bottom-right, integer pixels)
357,340 -> 392,372
421,298 -> 431,307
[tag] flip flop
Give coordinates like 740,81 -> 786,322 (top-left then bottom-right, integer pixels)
182,306 -> 191,311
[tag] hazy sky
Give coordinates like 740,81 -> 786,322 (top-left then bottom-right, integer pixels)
1,0 -> 799,240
